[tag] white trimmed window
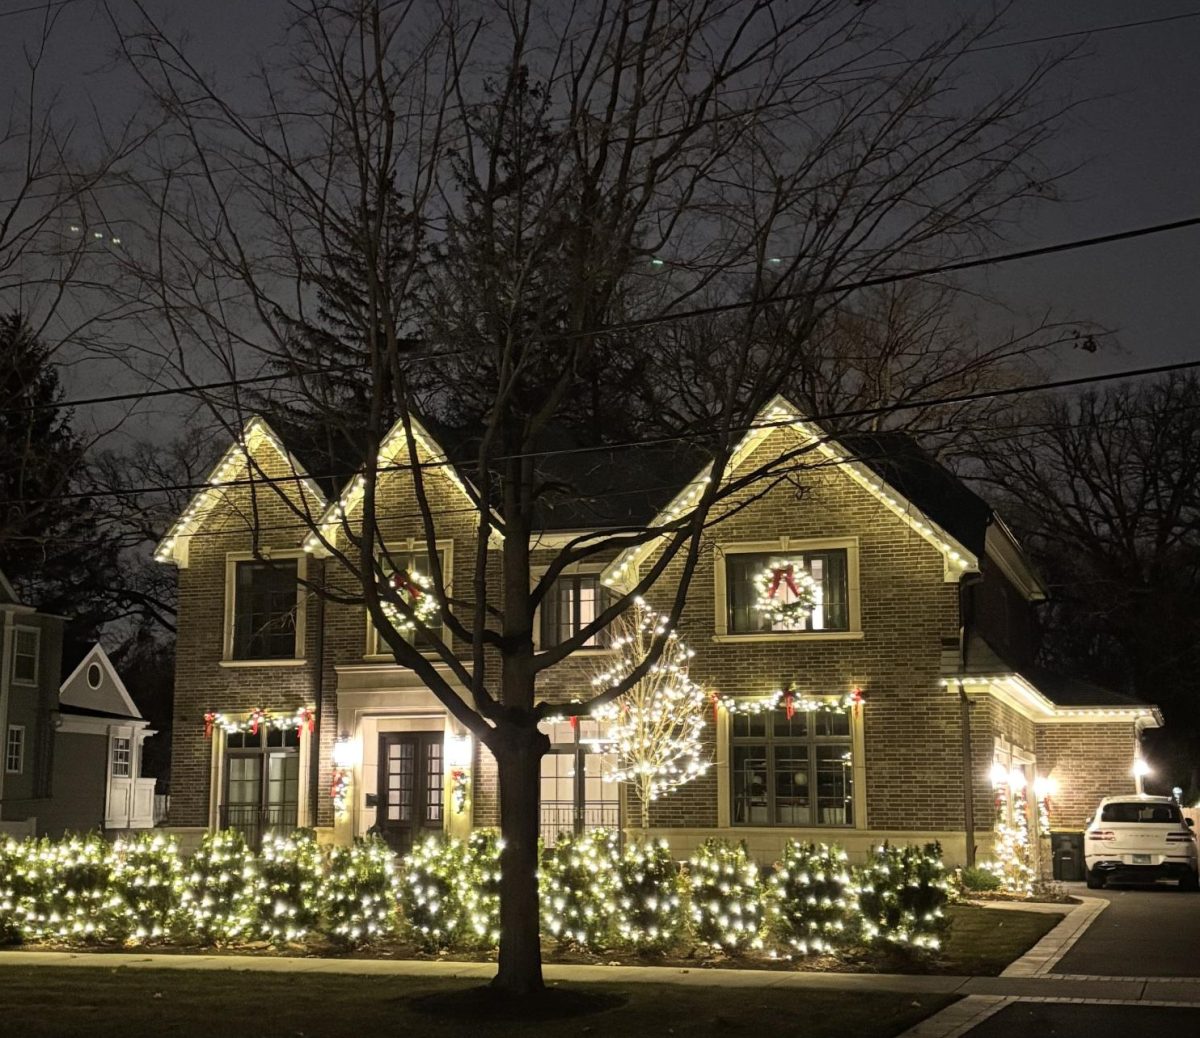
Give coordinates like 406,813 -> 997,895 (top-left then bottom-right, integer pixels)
5,725 -> 24,774
11,627 -> 40,685
111,736 -> 132,778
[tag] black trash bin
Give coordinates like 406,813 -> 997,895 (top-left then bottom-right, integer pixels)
1051,831 -> 1085,881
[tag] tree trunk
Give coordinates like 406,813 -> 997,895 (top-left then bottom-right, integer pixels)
491,721 -> 549,995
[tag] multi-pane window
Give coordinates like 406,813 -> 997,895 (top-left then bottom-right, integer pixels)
730,707 -> 854,827
540,574 -> 608,648
726,550 -> 850,634
222,727 -> 300,849
5,725 -> 23,774
372,549 -> 445,652
11,628 -> 40,684
538,718 -> 618,843
231,560 -> 300,659
111,737 -> 132,777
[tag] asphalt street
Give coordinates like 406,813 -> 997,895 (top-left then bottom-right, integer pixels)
966,1001 -> 1200,1037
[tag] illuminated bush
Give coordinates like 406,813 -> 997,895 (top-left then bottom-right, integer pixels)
615,839 -> 684,952
258,829 -> 324,943
175,830 -> 261,943
687,839 -> 764,953
540,829 -> 620,951
767,841 -> 856,955
856,842 -> 950,951
460,828 -> 502,948
320,836 -> 399,946
108,834 -> 184,943
0,835 -> 113,943
399,835 -> 490,950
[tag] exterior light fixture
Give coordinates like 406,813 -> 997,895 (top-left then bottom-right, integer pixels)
331,732 -> 357,769
1033,775 -> 1057,800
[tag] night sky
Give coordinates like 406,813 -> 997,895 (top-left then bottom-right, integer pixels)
3,0 -> 1198,415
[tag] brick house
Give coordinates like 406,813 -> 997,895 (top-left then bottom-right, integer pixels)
157,400 -> 1161,866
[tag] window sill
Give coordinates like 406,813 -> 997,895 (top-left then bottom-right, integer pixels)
361,651 -> 448,662
712,631 -> 864,644
218,658 -> 308,669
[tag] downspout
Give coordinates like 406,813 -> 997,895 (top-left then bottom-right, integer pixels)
958,570 -> 984,868
0,612 -> 12,807
310,560 -> 326,829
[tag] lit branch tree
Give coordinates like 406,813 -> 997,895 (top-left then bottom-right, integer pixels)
592,600 -> 709,831
108,0 -> 1073,997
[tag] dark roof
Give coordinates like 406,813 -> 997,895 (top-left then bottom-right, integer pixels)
835,431 -> 994,555
1020,666 -> 1152,710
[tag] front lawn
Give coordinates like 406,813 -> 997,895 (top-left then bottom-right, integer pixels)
936,905 -> 1064,975
0,966 -> 955,1038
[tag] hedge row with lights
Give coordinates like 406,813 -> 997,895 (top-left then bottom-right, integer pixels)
1,831 -> 948,957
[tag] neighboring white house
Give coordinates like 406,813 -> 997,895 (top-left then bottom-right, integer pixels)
58,644 -> 158,831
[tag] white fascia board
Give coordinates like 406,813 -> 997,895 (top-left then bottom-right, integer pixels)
155,416 -> 327,567
601,395 -> 979,588
304,413 -> 501,557
949,674 -> 1160,726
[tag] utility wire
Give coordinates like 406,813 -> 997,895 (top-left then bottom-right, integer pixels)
7,354 -> 1200,508
6,212 -> 1200,418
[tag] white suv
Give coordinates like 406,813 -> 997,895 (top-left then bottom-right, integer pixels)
1084,795 -> 1198,890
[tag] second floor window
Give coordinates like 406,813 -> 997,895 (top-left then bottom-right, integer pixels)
372,549 -> 445,653
726,549 -> 850,634
12,628 -> 39,684
232,559 -> 299,660
540,574 -> 608,648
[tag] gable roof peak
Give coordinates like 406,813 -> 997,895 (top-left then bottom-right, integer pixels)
155,414 -> 328,567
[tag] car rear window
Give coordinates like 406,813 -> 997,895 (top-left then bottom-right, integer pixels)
1100,802 -> 1182,824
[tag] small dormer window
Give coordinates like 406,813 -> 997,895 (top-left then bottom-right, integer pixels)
87,662 -> 103,689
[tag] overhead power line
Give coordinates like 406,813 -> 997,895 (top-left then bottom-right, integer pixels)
7,354 -> 1200,509
5,211 -> 1200,418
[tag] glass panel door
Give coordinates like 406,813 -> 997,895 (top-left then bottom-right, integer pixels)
377,733 -> 444,854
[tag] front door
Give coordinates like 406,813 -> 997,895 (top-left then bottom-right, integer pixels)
377,732 -> 444,854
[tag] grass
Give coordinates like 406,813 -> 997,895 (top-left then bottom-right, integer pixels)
0,966 -> 955,1038
936,905 -> 1064,976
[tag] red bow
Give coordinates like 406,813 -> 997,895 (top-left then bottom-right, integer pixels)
297,707 -> 315,736
249,708 -> 266,736
204,712 -> 217,739
766,564 -> 802,601
391,569 -> 425,602
784,690 -> 795,719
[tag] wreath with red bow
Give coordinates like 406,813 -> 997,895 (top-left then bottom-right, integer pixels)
381,568 -> 439,632
753,561 -> 818,629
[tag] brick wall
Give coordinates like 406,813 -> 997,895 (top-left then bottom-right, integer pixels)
1035,722 -> 1140,829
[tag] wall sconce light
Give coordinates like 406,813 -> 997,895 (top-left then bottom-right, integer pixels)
1033,775 -> 1057,800
331,732 -> 358,769
445,732 -> 473,767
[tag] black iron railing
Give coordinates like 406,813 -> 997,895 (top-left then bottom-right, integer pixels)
539,801 -> 620,845
220,804 -> 298,850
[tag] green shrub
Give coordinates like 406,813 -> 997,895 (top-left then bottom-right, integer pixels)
258,829 -> 324,943
615,839 -> 685,952
768,841 -> 857,955
959,865 -> 1001,892
461,828 -> 502,948
399,835 -> 482,950
687,839 -> 764,953
0,835 -> 113,943
856,842 -> 950,951
176,830 -> 261,943
321,836 -> 399,946
540,828 -> 620,950
108,834 -> 184,943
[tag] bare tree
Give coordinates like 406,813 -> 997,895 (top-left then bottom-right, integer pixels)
110,0 -> 1072,995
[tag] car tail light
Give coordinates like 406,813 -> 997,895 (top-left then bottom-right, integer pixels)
1167,832 -> 1195,843
1088,829 -> 1115,841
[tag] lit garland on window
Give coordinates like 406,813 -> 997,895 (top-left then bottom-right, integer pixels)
754,560 -> 819,628
203,707 -> 314,739
590,600 -> 710,828
711,687 -> 864,719
379,568 -> 439,634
